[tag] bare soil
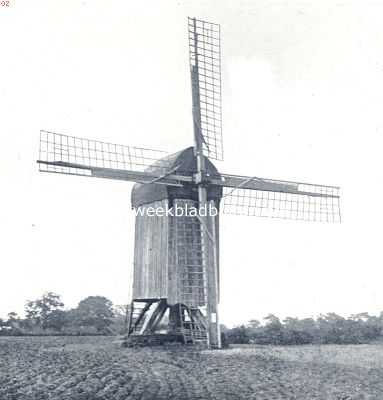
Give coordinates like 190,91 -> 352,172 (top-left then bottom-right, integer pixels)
1,336 -> 382,399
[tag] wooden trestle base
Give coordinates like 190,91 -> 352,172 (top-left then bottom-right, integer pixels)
123,298 -> 208,347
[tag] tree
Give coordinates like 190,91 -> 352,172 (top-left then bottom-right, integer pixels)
110,304 -> 130,334
226,325 -> 250,344
247,319 -> 261,329
261,314 -> 284,345
44,309 -> 68,332
282,317 -> 315,345
6,312 -> 21,329
74,296 -> 114,333
317,313 -> 355,344
7,311 -> 20,321
25,292 -> 64,329
1,312 -> 22,335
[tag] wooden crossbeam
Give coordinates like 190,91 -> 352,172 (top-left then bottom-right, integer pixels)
129,301 -> 153,334
142,299 -> 168,334
37,160 -> 193,187
211,174 -> 340,198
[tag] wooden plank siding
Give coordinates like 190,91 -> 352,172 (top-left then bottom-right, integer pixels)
133,200 -> 169,299
133,198 -> 220,308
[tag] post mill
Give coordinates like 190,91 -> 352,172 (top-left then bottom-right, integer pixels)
37,18 -> 341,349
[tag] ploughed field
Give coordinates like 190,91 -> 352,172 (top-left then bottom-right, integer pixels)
1,337 -> 383,399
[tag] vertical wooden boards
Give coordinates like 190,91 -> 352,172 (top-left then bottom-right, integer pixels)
132,197 -> 220,311
132,199 -> 169,300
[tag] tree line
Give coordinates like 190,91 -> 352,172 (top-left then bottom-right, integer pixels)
223,312 -> 383,345
0,292 -> 127,336
2,293 -> 383,344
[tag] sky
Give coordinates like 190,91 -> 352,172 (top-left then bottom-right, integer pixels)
1,0 -> 383,326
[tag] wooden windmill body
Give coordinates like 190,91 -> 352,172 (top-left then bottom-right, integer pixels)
37,18 -> 341,349
129,148 -> 222,345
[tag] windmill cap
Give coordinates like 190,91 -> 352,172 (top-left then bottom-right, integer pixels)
131,147 -> 222,208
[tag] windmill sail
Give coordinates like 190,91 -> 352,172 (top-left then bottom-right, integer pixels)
37,130 -> 190,186
37,17 -> 341,350
189,17 -> 223,161
214,173 -> 341,222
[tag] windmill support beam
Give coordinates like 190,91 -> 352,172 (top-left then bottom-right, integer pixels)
211,175 -> 340,198
37,160 -> 193,187
128,300 -> 153,334
199,186 -> 219,348
142,299 -> 168,334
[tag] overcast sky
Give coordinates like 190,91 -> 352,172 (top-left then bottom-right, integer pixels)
1,0 -> 383,326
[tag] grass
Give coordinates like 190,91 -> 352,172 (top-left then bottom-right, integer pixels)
0,336 -> 382,399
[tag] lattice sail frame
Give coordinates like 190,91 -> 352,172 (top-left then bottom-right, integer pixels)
189,17 -> 223,161
222,180 -> 341,222
38,130 -> 171,177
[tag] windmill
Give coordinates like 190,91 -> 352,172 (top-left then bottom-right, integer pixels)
37,18 -> 341,349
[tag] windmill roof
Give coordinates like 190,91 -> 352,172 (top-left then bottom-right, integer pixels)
131,147 -> 222,208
